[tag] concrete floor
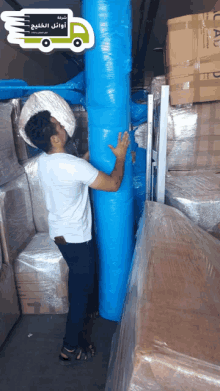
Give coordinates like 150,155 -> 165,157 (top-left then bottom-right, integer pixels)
0,314 -> 117,391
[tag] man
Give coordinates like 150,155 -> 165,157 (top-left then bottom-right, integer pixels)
24,110 -> 130,366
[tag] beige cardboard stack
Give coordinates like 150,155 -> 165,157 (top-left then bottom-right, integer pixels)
0,174 -> 35,264
151,77 -> 220,240
166,12 -> 220,105
105,202 -> 220,391
14,233 -> 68,315
151,76 -> 220,171
0,99 -> 28,347
0,168 -> 69,315
0,95 -> 70,315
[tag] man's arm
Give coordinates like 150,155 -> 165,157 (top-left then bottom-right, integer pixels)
82,151 -> 90,162
89,132 -> 130,192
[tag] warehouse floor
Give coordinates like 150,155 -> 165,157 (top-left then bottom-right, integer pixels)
0,314 -> 117,391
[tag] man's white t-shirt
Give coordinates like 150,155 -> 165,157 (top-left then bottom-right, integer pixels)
38,152 -> 99,243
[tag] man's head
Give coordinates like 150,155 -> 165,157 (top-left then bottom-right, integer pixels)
25,110 -> 68,153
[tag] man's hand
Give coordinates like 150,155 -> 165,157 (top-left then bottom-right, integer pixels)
82,151 -> 90,162
108,132 -> 130,160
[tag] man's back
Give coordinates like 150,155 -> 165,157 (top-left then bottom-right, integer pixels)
38,152 -> 99,243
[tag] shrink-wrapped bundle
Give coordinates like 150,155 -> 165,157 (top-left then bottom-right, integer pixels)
14,233 -> 69,315
151,76 -> 220,171
134,122 -> 147,150
106,201 -> 220,391
18,90 -> 76,148
10,99 -> 29,164
165,170 -> 220,240
23,155 -> 49,233
0,174 -> 35,264
0,100 -> 24,186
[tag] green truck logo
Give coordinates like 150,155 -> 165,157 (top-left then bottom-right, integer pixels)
1,8 -> 95,53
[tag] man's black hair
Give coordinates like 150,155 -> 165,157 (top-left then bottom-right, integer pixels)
24,110 -> 57,153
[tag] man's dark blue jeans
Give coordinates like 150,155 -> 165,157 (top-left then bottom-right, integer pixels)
55,239 -> 95,350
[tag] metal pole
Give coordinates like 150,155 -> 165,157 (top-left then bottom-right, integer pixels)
156,85 -> 169,204
146,94 -> 153,201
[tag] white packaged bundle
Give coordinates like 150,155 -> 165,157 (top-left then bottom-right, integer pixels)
18,90 -> 76,148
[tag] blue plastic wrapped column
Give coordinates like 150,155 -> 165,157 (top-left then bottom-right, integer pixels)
83,0 -> 134,321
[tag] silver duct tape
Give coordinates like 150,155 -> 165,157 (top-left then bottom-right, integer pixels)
23,155 -> 49,233
0,101 -> 24,186
165,171 -> 220,240
151,76 -> 220,171
19,90 -> 76,148
105,201 -> 220,391
0,263 -> 20,348
14,233 -> 69,314
134,122 -> 148,149
11,99 -> 29,165
0,173 -> 36,264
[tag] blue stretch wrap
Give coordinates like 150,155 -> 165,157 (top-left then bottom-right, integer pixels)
83,0 -> 135,321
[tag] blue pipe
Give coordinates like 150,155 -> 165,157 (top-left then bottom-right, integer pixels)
0,74 -> 147,124
83,0 -> 134,321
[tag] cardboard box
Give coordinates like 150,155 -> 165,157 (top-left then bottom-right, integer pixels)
152,76 -> 220,170
168,71 -> 220,105
15,271 -> 69,315
166,12 -> 220,105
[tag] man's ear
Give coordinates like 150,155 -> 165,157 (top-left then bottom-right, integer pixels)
50,134 -> 59,145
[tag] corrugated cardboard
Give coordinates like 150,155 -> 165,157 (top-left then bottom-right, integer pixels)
166,12 -> 220,105
14,271 -> 68,315
152,76 -> 220,171
168,71 -> 220,105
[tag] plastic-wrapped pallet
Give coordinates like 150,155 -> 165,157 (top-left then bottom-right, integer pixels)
14,233 -> 69,314
105,201 -> 220,391
0,174 -> 35,264
23,155 -> 49,233
165,170 -> 220,240
151,76 -> 220,171
0,171 -> 69,314
0,100 -> 24,186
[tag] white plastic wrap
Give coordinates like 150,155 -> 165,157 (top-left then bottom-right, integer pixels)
0,173 -> 35,264
18,90 -> 76,148
0,101 -> 24,186
23,155 -> 49,233
134,122 -> 147,149
165,170 -> 220,240
151,76 -> 220,171
14,233 -> 69,314
11,98 -> 29,164
105,201 -> 220,391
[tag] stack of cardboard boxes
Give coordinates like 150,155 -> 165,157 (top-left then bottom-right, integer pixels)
166,11 -> 220,105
